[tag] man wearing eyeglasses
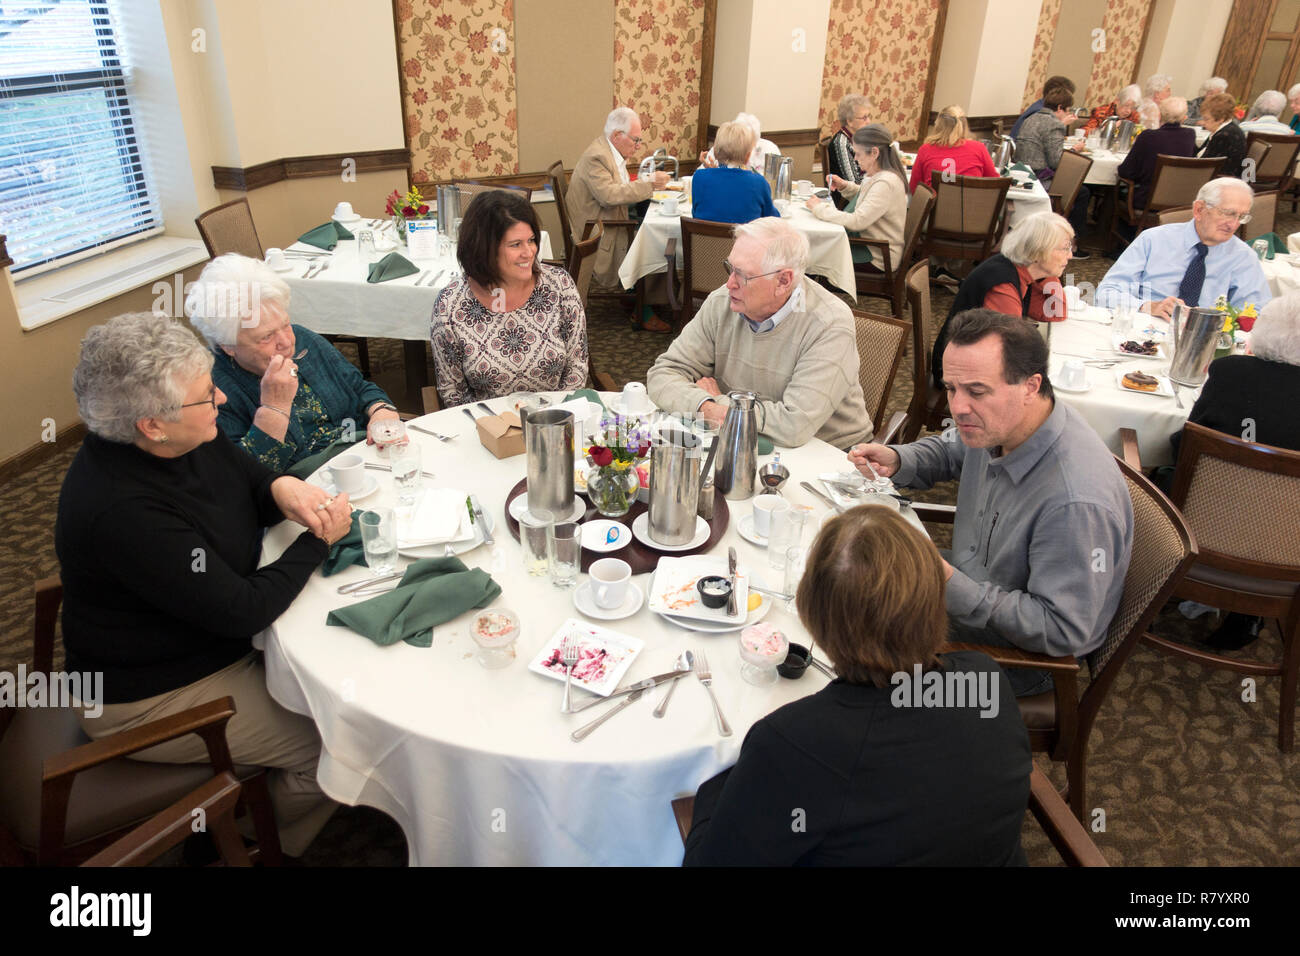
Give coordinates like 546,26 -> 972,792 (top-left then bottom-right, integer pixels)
1096,178 -> 1271,319
647,217 -> 871,449
567,106 -> 672,330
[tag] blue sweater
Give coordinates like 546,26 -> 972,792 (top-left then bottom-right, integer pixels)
690,166 -> 779,224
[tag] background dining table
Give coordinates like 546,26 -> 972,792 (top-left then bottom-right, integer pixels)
258,393 -> 924,865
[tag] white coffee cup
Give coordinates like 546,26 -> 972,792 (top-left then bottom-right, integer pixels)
1060,359 -> 1087,390
264,247 -> 287,270
333,201 -> 354,220
752,496 -> 790,538
794,180 -> 813,197
1064,285 -> 1083,311
661,195 -> 679,215
621,381 -> 648,414
589,558 -> 631,609
329,454 -> 366,494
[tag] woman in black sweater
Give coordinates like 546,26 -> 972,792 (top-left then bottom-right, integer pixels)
55,313 -> 353,856
1197,92 -> 1248,179
683,507 -> 1031,866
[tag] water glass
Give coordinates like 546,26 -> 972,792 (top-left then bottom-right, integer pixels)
1112,306 -> 1134,336
519,507 -> 553,577
357,230 -> 376,280
391,442 -> 423,506
782,546 -> 807,613
767,507 -> 808,569
359,508 -> 397,575
1253,238 -> 1270,261
547,521 -> 581,589
371,418 -> 407,459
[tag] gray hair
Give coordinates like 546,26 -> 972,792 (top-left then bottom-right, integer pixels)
1001,211 -> 1074,267
1159,96 -> 1188,125
1199,77 -> 1228,97
852,124 -> 906,184
1290,84 -> 1300,101
1137,98 -> 1160,127
1251,293 -> 1300,366
1197,176 -> 1254,207
185,253 -> 291,348
733,217 -> 810,282
1144,74 -> 1172,99
74,313 -> 214,444
837,93 -> 870,126
603,106 -> 639,138
1248,90 -> 1286,119
734,112 -> 762,139
1117,84 -> 1142,108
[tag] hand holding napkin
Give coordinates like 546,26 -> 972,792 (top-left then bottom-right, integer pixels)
298,220 -> 354,250
367,251 -> 419,283
327,556 -> 501,647
321,512 -> 364,576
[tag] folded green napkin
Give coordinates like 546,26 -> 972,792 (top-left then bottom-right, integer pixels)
327,557 -> 501,647
321,513 -> 364,577
286,437 -> 359,480
298,220 -> 354,250
757,436 -> 774,455
1249,232 -> 1286,260
1008,162 -> 1034,176
367,251 -> 419,283
563,388 -> 608,412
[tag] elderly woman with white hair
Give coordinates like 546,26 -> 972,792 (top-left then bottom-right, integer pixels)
1118,96 -> 1195,213
55,312 -> 351,856
1083,83 -> 1142,135
1240,90 -> 1292,135
1289,84 -> 1300,133
186,253 -> 399,473
697,112 -> 780,173
930,211 -> 1073,385
690,120 -> 780,223
1145,74 -> 1173,103
1187,77 -> 1228,122
827,93 -> 873,201
1198,92 -> 1248,178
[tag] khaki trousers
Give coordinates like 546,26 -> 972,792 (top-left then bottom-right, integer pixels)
81,652 -> 337,857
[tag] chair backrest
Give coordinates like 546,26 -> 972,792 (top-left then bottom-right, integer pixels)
420,386 -> 441,415
900,183 -> 935,269
904,259 -> 931,397
1238,189 -> 1278,242
1155,205 -> 1195,225
1244,131 -> 1300,186
1049,150 -> 1093,218
1244,138 -> 1272,180
851,311 -> 910,435
194,199 -> 264,259
1169,422 -> 1300,580
1144,154 -> 1224,211
680,217 -> 735,324
567,220 -> 604,307
927,173 -> 1011,241
452,180 -> 534,209
547,159 -> 573,257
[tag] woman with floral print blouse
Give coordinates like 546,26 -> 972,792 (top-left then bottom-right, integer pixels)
431,190 -> 588,407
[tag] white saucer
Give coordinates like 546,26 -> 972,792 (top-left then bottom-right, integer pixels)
333,213 -> 362,224
1052,367 -> 1091,394
267,260 -> 295,273
581,519 -> 631,552
630,512 -> 710,552
573,581 -> 644,621
508,494 -> 587,523
735,514 -> 769,547
314,473 -> 379,501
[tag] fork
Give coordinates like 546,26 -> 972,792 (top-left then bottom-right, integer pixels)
407,423 -> 455,441
560,633 -> 580,714
1171,380 -> 1184,409
694,651 -> 731,736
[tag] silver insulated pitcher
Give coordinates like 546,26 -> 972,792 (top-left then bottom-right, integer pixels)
436,184 -> 462,239
713,391 -> 763,500
763,154 -> 793,203
524,409 -> 574,515
647,427 -> 702,546
1167,306 -> 1224,388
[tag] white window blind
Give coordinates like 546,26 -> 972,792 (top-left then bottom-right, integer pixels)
0,0 -> 162,276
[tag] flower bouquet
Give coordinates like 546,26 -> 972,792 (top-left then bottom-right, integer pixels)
1213,295 -> 1257,356
385,185 -> 432,242
584,415 -> 651,517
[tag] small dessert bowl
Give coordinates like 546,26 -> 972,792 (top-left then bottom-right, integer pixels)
470,608 -> 520,669
738,623 -> 789,686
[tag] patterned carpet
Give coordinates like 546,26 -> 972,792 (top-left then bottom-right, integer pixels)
4,216 -> 1299,866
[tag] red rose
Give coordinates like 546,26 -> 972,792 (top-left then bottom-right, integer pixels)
1237,313 -> 1256,332
417,204 -> 429,215
636,442 -> 650,458
402,207 -> 416,218
589,445 -> 613,467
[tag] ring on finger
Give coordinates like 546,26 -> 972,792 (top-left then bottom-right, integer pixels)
316,496 -> 334,511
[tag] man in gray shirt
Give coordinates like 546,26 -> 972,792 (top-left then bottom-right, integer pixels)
848,310 -> 1134,695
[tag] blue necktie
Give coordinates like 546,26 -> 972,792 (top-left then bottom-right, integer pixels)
1177,242 -> 1208,307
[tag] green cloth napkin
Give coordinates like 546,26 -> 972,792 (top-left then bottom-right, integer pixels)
321,513 -> 365,577
563,388 -> 608,412
327,556 -> 501,647
367,251 -> 419,283
1008,162 -> 1034,176
757,436 -> 774,455
298,220 -> 354,250
286,437 -> 360,480
1249,232 -> 1286,260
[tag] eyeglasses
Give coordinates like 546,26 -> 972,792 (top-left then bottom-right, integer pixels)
621,132 -> 643,146
180,386 -> 218,411
723,260 -> 785,287
1204,204 -> 1251,224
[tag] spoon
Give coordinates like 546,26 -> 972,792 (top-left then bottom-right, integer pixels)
652,650 -> 693,719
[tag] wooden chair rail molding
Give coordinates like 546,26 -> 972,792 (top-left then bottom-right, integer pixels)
211,148 -> 411,191
703,126 -> 822,149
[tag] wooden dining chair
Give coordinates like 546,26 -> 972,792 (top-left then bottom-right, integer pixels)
1243,137 -> 1272,185
819,136 -> 846,209
547,160 -> 573,260
1048,150 -> 1093,220
195,198 -> 264,260
0,579 -> 284,866
922,173 -> 1012,277
452,179 -> 534,203
901,259 -> 949,442
664,216 -> 734,328
1244,132 -> 1300,200
1130,423 -> 1300,752
851,310 -> 910,441
1237,189 -> 1278,243
1112,154 -> 1223,242
566,220 -> 605,309
853,183 -> 934,317
911,455 -> 1198,820
1155,205 -> 1195,225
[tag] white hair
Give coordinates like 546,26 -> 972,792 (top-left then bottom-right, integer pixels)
1117,84 -> 1142,108
1248,90 -> 1286,119
185,253 -> 291,348
74,313 -> 214,444
1137,98 -> 1160,127
1251,293 -> 1300,366
1159,96 -> 1188,124
1199,77 -> 1228,97
1290,84 -> 1300,100
732,217 -> 810,282
603,106 -> 639,138
1001,211 -> 1074,267
837,94 -> 870,126
734,112 -> 762,138
1197,176 -> 1254,207
1144,74 -> 1173,98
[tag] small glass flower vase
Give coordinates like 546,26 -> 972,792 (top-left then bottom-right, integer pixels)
1214,331 -> 1234,360
393,216 -> 408,243
586,465 -> 639,517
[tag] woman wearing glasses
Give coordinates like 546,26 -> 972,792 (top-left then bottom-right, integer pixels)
187,254 -> 401,474
805,123 -> 907,271
55,313 -> 352,857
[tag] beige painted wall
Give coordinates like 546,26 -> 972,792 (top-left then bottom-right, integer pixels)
1137,0 -> 1234,100
932,0 -> 989,114
710,0 -> 754,124
711,0 -> 829,131
516,0 -> 615,171
1046,0 -> 1107,104
934,0 -> 1042,117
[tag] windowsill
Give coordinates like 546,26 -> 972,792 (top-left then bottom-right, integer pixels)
14,236 -> 210,331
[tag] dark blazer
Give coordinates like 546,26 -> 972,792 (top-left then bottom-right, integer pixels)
682,651 -> 1031,866
1199,121 -> 1247,180
1118,123 -> 1198,209
1171,353 -> 1300,460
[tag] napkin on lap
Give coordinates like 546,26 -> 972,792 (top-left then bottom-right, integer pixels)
298,221 -> 354,250
399,488 -> 471,546
327,557 -> 501,647
367,251 -> 419,283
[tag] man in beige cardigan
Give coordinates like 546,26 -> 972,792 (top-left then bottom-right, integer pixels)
567,106 -> 671,331
647,217 -> 870,449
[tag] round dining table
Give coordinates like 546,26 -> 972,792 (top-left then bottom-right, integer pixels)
258,395 -> 923,865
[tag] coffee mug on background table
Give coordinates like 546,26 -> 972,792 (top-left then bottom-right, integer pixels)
264,247 -> 287,270
589,558 -> 631,609
1060,359 -> 1088,390
329,454 -> 366,494
621,382 -> 649,415
752,495 -> 789,537
794,180 -> 812,197
333,201 -> 355,220
661,195 -> 679,215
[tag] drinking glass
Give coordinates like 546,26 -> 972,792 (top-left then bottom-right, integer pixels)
519,508 -> 553,577
371,418 -> 407,460
547,521 -> 581,589
357,230 -> 376,280
1112,306 -> 1134,337
767,507 -> 808,569
391,442 -> 423,506
359,508 -> 397,575
782,546 -> 807,613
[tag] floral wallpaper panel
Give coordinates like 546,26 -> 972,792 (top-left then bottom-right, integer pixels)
1085,0 -> 1154,109
1023,0 -> 1064,109
818,0 -> 871,136
613,0 -> 706,163
394,0 -> 519,184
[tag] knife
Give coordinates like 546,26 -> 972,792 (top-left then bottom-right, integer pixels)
567,670 -> 686,713
801,480 -> 844,513
463,408 -> 478,425
469,494 -> 494,545
726,546 -> 738,616
476,402 -> 495,417
570,688 -> 645,741
337,571 -> 404,594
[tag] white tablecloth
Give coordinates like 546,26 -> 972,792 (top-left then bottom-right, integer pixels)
618,202 -> 856,299
1004,178 -> 1052,226
1047,308 -> 1196,466
259,396 -> 923,865
282,227 -> 553,342
1081,148 -> 1126,186
1259,233 -> 1300,296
